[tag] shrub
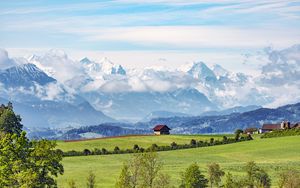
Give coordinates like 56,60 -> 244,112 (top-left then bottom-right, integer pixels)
278,169 -> 300,188
180,163 -> 208,188
83,149 -> 91,156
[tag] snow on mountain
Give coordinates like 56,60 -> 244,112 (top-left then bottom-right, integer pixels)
212,64 -> 229,78
28,49 -> 84,83
187,62 -> 217,82
0,63 -> 56,87
1,45 -> 300,125
80,57 -> 126,77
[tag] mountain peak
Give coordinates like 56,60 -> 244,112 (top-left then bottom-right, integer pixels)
80,57 -> 92,65
212,64 -> 229,77
0,63 -> 56,87
188,61 -> 216,81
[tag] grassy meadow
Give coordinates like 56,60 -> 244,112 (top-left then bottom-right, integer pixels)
57,134 -> 229,152
56,135 -> 300,187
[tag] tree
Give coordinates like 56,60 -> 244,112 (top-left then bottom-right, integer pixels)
114,146 -> 120,153
0,103 -> 64,187
224,173 -> 235,188
83,149 -> 91,155
190,139 -> 197,146
278,169 -> 300,188
234,129 -> 243,140
0,132 -> 64,187
153,173 -> 172,188
140,152 -> 162,188
87,171 -> 96,188
171,142 -> 178,149
180,163 -> 208,188
30,139 -> 64,186
0,103 -> 23,135
245,161 -> 270,188
207,163 -> 225,188
115,152 -> 170,188
133,144 -> 140,151
115,164 -> 131,188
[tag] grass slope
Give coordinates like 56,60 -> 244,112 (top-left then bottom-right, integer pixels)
57,134 -> 227,152
56,135 -> 300,188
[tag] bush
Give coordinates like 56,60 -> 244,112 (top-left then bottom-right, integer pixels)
261,129 -> 300,138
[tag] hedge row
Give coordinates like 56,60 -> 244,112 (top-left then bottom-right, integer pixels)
61,135 -> 253,157
261,128 -> 300,138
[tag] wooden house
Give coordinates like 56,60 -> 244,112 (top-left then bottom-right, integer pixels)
260,124 -> 281,133
153,125 -> 171,135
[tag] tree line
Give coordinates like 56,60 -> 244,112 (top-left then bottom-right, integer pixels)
63,132 -> 253,157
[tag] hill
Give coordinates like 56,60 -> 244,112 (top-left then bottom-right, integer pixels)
57,134 -> 227,151
136,102 -> 300,133
56,135 -> 300,187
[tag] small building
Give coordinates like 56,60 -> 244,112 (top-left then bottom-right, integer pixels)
292,123 -> 300,129
244,128 -> 258,135
153,125 -> 171,135
260,124 -> 281,133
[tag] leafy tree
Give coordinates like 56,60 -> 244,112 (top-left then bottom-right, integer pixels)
30,139 -> 64,186
190,139 -> 197,146
245,161 -> 270,188
133,144 -> 140,151
83,149 -> 92,155
207,163 -> 225,188
115,164 -> 131,188
0,132 -> 64,187
0,103 -> 64,187
180,163 -> 208,188
115,152 -> 170,188
210,138 -> 214,145
224,173 -> 235,188
0,103 -> 23,135
114,146 -> 120,153
140,152 -> 161,188
171,142 -> 178,149
153,173 -> 172,188
87,171 -> 96,188
278,169 -> 300,188
234,129 -> 243,140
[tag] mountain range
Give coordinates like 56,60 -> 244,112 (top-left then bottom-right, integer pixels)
0,44 -> 299,130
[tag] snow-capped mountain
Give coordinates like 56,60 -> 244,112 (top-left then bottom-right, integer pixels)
0,63 -> 56,87
1,44 -> 299,126
80,57 -> 126,77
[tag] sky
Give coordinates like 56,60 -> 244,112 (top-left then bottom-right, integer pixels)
1,0 -> 300,74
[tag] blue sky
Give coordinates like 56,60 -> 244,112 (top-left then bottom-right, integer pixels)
1,0 -> 300,73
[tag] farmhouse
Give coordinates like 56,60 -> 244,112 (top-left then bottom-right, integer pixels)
153,125 -> 171,135
260,121 -> 295,133
260,124 -> 281,133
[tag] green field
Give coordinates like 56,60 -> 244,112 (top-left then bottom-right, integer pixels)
56,135 -> 300,188
57,134 -> 228,152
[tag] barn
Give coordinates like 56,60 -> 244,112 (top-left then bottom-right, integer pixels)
153,125 -> 171,135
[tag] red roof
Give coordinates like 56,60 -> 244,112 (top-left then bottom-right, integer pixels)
153,125 -> 171,131
262,124 -> 281,130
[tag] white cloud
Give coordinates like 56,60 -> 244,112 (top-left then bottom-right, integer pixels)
0,48 -> 17,69
67,26 -> 300,49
